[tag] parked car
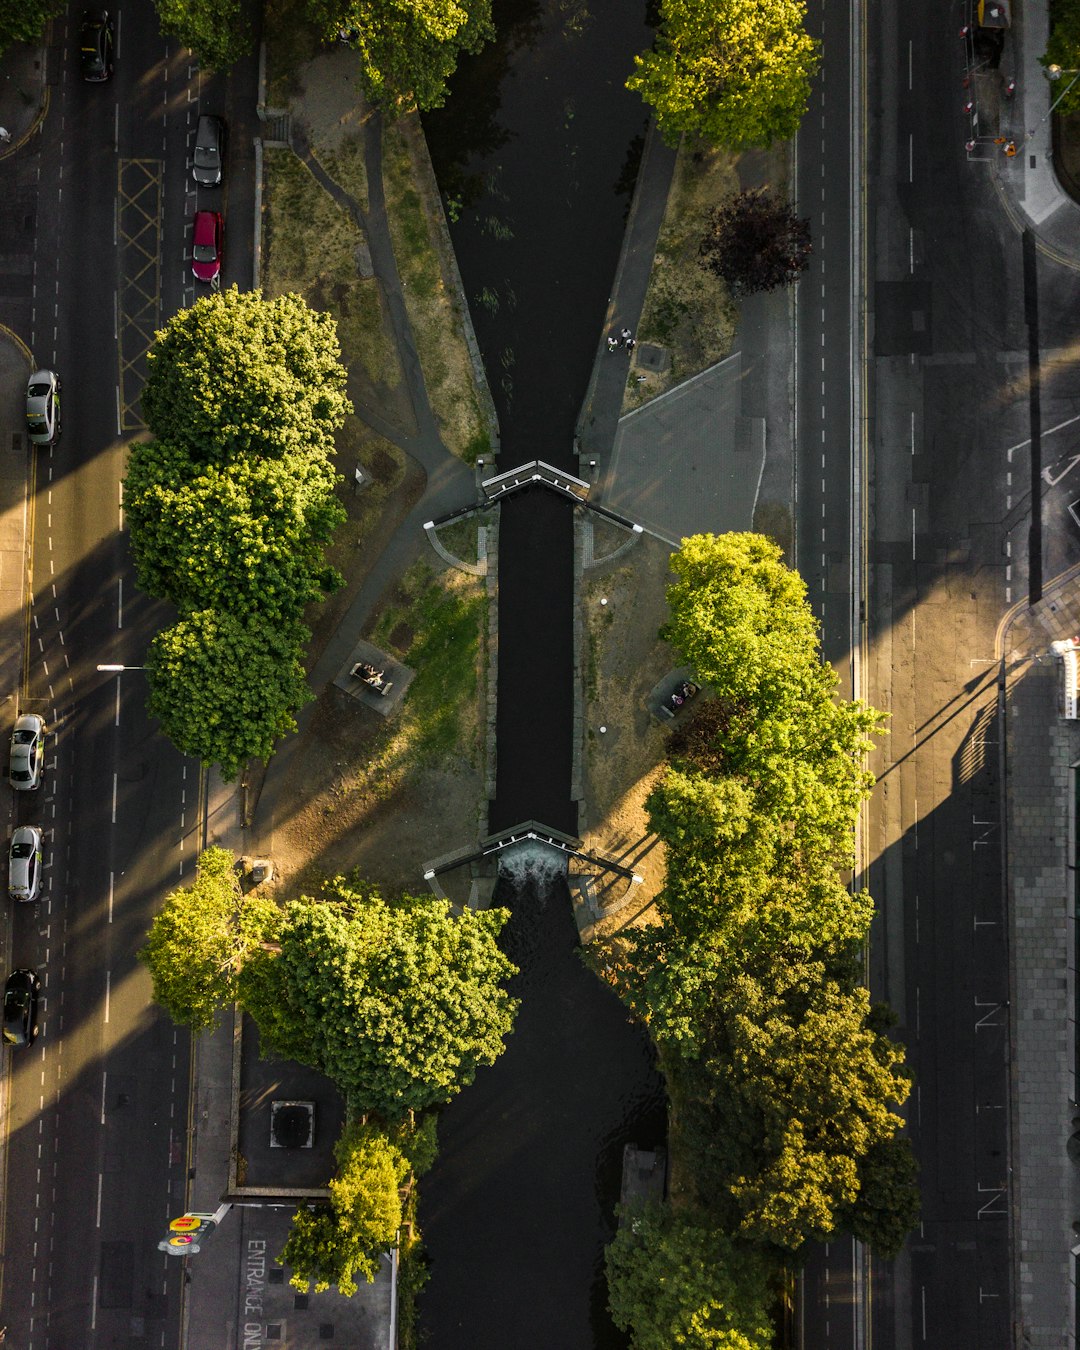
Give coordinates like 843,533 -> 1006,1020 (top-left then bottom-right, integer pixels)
9,713 -> 45,791
8,826 -> 43,903
79,9 -> 114,82
3,969 -> 40,1047
192,114 -> 225,186
191,210 -> 223,283
25,370 -> 60,445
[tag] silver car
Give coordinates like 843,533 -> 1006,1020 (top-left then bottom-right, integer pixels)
9,826 -> 42,902
192,114 -> 225,187
9,713 -> 45,790
26,369 -> 60,445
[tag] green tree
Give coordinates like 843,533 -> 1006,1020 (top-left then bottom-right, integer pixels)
606,1203 -> 775,1350
124,449 -> 344,624
309,0 -> 495,112
842,1135 -> 921,1258
1042,0 -> 1080,117
240,881 -> 518,1114
687,967 -> 911,1249
699,190 -> 812,297
661,534 -> 882,854
146,610 -> 313,780
281,1121 -> 410,1295
152,0 -> 251,69
139,847 -> 279,1031
0,0 -> 63,54
140,288 -> 351,464
627,0 -> 819,149
644,763 -> 875,956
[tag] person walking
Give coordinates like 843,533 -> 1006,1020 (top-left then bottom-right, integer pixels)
620,326 -> 632,345
0,128 -> 11,144
606,335 -> 619,353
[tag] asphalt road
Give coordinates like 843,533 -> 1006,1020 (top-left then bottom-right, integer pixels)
793,0 -> 863,1335
795,0 -> 1051,1342
796,0 -> 1080,1345
0,8 -> 257,1345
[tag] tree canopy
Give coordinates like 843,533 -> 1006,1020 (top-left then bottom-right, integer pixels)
138,847 -> 279,1031
627,0 -> 820,149
0,0 -> 63,55
687,966 -> 911,1248
1042,0 -> 1080,117
125,289 -> 350,778
139,288 -> 351,463
152,0 -> 251,69
125,452 -> 343,625
281,1122 -> 411,1295
606,1203 -> 775,1350
602,531 -> 917,1327
239,878 -> 519,1114
310,0 -> 495,112
699,190 -> 812,298
146,611 -> 313,781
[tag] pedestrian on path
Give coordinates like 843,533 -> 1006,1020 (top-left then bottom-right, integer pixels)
625,336 -> 636,352
606,335 -> 619,353
0,128 -> 11,144
620,327 -> 632,346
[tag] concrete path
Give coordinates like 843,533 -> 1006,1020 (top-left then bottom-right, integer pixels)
601,353 -> 764,544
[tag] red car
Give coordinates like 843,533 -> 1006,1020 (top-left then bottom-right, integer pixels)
191,210 -> 223,283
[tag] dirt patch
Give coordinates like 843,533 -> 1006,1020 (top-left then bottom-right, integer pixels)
266,560 -> 487,902
252,40 -> 496,904
624,141 -> 741,412
752,499 -> 793,567
298,48 -> 373,166
578,532 -> 678,931
262,147 -> 407,419
382,116 -> 492,462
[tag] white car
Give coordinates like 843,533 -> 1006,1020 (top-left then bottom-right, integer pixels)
8,826 -> 42,902
25,369 -> 60,445
9,713 -> 45,790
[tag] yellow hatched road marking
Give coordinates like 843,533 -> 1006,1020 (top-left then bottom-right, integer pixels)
116,160 -> 163,432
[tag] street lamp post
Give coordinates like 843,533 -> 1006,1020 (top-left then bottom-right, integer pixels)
1042,62 -> 1080,119
96,664 -> 145,672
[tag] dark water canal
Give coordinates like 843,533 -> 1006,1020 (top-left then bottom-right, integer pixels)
419,1 -> 666,1346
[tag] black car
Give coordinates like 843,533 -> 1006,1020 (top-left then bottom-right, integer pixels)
3,969 -> 40,1048
80,9 -> 114,83
192,114 -> 225,187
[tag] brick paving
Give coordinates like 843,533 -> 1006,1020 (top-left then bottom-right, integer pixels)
1002,578 -> 1080,1346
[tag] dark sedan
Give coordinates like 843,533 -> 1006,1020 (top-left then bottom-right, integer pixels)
79,10 -> 114,82
3,969 -> 40,1048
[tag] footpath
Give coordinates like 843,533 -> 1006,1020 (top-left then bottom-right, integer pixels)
988,2 -> 1080,1345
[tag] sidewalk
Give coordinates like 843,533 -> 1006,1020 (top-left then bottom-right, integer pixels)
977,2 -> 1080,1344
992,0 -> 1080,265
998,582 -> 1080,1350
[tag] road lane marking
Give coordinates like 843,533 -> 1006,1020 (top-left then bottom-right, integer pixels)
104,972 -> 110,1025
108,871 -> 114,923
115,679 -> 120,727
117,576 -> 122,628
111,772 -> 117,823
101,1071 -> 107,1125
96,1172 -> 103,1226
